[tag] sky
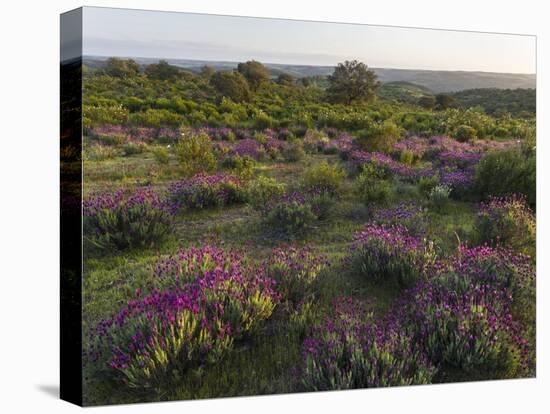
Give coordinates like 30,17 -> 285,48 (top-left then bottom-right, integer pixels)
79,6 -> 536,74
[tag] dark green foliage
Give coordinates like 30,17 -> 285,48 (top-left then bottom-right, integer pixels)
326,60 -> 380,104
144,60 -> 181,81
237,60 -> 270,91
104,57 -> 140,78
435,94 -> 457,110
451,88 -> 536,117
354,163 -> 392,205
210,71 -> 251,102
277,73 -> 295,86
474,149 -> 536,207
265,201 -> 317,237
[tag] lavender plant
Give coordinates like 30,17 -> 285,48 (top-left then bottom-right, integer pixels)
347,224 -> 436,288
168,174 -> 244,211
89,246 -> 278,389
83,188 -> 174,251
300,297 -> 436,391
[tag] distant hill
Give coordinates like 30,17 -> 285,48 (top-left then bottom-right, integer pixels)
83,56 -> 536,93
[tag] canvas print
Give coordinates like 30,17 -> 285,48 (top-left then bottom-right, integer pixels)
60,6 -> 536,406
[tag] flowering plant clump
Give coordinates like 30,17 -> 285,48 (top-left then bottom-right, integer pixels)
233,138 -> 265,160
168,173 -> 244,211
347,223 -> 437,288
350,150 -> 430,182
263,247 -> 329,310
89,245 -> 278,389
372,203 -> 427,236
300,297 -> 436,391
395,273 -> 530,376
476,195 -> 535,256
83,187 -> 174,250
387,244 -> 535,377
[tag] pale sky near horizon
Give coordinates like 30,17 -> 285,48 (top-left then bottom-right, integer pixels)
80,6 -> 536,74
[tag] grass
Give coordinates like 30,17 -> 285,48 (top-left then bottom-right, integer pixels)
81,148 -> 496,404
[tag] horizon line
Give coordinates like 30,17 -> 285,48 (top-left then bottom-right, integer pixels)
80,54 -> 537,76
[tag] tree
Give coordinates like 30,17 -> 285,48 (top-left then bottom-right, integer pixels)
435,94 -> 457,110
200,65 -> 215,80
210,71 -> 251,102
237,60 -> 270,91
277,73 -> 295,86
418,95 -> 436,109
145,60 -> 180,81
104,57 -> 140,78
326,60 -> 380,104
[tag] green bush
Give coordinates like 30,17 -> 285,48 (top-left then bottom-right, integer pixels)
122,142 -> 147,156
85,145 -> 119,161
453,124 -> 478,142
476,196 -> 536,257
174,131 -> 217,176
357,120 -> 403,153
399,149 -> 415,165
222,155 -> 257,180
282,139 -> 306,162
95,134 -> 127,146
428,184 -> 451,211
265,198 -> 317,237
151,146 -> 170,164
354,163 -> 392,205
245,176 -> 286,210
418,175 -> 440,196
474,148 -> 535,207
302,161 -> 346,195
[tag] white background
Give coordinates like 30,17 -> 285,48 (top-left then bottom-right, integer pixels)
0,0 -> 547,412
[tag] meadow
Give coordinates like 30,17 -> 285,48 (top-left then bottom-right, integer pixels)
80,58 -> 536,405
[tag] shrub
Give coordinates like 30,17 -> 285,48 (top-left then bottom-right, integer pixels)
282,139 -> 306,162
89,246 -> 277,389
302,129 -> 330,153
418,175 -> 440,196
453,124 -> 477,142
222,155 -> 256,180
302,161 -> 346,196
96,134 -> 127,146
399,278 -> 526,375
399,149 -> 415,165
300,297 -> 436,391
347,223 -> 436,288
372,203 -> 427,236
122,142 -> 147,156
308,191 -> 337,220
428,184 -> 451,211
357,120 -> 403,153
245,175 -> 286,210
168,174 -> 244,211
474,148 -> 535,207
82,188 -> 173,251
263,247 -> 328,311
354,163 -> 392,205
476,195 -> 535,256
85,145 -> 119,161
151,146 -> 170,164
264,192 -> 317,237
174,131 -> 217,176
233,138 -> 266,161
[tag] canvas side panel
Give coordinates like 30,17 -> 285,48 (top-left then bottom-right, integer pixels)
60,7 -> 83,407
